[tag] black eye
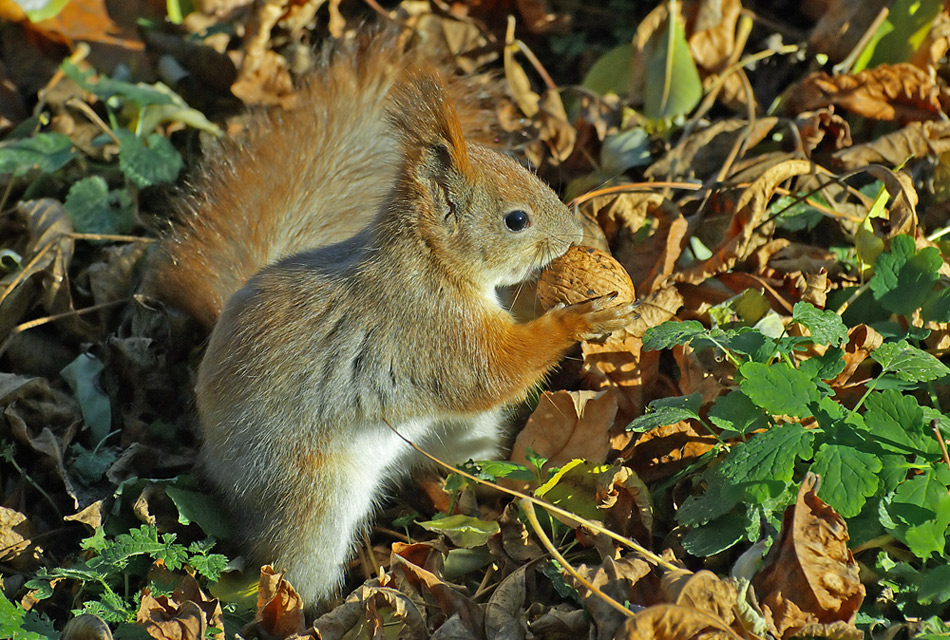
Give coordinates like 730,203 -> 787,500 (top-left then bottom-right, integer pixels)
504,209 -> 530,232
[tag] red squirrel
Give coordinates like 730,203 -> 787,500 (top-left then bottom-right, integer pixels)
152,34 -> 634,608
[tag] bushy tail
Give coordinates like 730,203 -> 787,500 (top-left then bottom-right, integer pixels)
148,32 -> 501,328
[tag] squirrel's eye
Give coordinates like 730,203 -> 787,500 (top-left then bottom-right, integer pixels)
504,209 -> 530,232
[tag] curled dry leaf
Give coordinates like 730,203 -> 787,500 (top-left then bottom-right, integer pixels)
752,474 -> 865,639
675,159 -> 821,285
661,569 -> 739,628
251,565 -> 307,639
136,564 -> 224,640
787,63 -> 950,123
621,603 -> 743,640
795,109 -> 852,156
537,246 -> 636,311
629,419 -> 718,483
834,120 -> 950,170
510,389 -> 618,468
312,582 -> 421,640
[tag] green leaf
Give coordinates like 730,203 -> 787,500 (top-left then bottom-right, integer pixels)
863,389 -> 935,455
469,460 -> 537,483
62,61 -> 176,110
881,469 -> 950,559
739,362 -> 820,417
60,353 -> 111,444
681,511 -> 750,556
64,176 -> 136,235
20,0 -> 72,21
642,320 -> 705,351
921,287 -> 950,324
770,194 -> 825,232
720,423 -> 814,487
851,0 -> 943,72
582,43 -> 634,96
165,486 -> 235,540
811,444 -> 882,517
0,132 -> 77,177
919,564 -> 950,605
116,130 -> 183,187
600,127 -> 652,172
871,339 -> 950,383
626,393 -> 702,432
676,472 -> 739,527
708,390 -> 769,436
417,514 -> 500,549
643,10 -> 702,122
792,302 -> 848,346
869,235 -> 942,316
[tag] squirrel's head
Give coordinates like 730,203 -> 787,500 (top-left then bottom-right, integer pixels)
385,66 -> 582,292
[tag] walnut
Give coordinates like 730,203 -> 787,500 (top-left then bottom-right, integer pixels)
537,246 -> 636,311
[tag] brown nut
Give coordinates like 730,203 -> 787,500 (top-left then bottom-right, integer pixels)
537,245 -> 636,311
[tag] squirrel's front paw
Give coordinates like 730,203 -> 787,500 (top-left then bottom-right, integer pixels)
553,293 -> 639,342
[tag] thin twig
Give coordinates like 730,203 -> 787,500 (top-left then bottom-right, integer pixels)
382,419 -> 681,572
932,419 -> 950,475
521,498 -> 635,618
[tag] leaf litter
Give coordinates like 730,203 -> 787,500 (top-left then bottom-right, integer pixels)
2,0 -> 950,639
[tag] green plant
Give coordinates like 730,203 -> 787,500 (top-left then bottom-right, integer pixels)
633,233 -> 950,616
25,525 -> 227,624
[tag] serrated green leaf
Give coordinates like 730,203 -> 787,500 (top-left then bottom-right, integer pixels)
720,423 -> 814,487
676,472 -> 738,527
811,443 -> 881,517
871,339 -> 950,383
643,11 -> 702,122
681,511 -> 750,556
739,362 -> 820,417
708,390 -> 769,436
0,132 -> 77,177
60,353 -> 111,444
417,514 -> 500,549
116,130 -> 182,187
798,347 -> 847,382
869,235 -> 942,316
863,389 -> 934,455
642,320 -> 705,351
792,302 -> 848,346
64,176 -> 136,235
626,392 -> 702,432
882,469 -> 950,559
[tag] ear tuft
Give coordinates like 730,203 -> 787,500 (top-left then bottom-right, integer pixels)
387,66 -> 471,176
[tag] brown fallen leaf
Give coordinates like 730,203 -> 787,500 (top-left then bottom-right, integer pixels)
675,159 -> 822,285
788,63 -> 950,123
662,569 -> 739,629
136,565 -> 224,640
0,506 -> 38,568
628,418 -> 718,483
752,473 -> 865,639
833,120 -> 950,169
581,336 -> 646,425
249,565 -> 307,639
621,602 -> 743,639
510,390 -> 618,468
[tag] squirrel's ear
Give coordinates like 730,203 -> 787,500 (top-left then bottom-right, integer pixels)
388,67 -> 471,177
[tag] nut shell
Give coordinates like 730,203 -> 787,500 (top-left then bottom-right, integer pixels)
537,246 -> 636,311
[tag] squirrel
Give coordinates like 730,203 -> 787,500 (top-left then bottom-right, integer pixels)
151,33 -> 634,609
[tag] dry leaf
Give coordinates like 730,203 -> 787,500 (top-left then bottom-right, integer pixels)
676,159 -> 822,285
629,419 -> 718,483
0,506 -> 38,567
834,120 -> 950,170
136,575 -> 224,640
662,569 -> 739,628
788,63 -> 950,123
510,390 -> 618,468
582,336 -> 646,425
251,565 -> 307,639
752,473 -> 865,639
621,603 -> 743,639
